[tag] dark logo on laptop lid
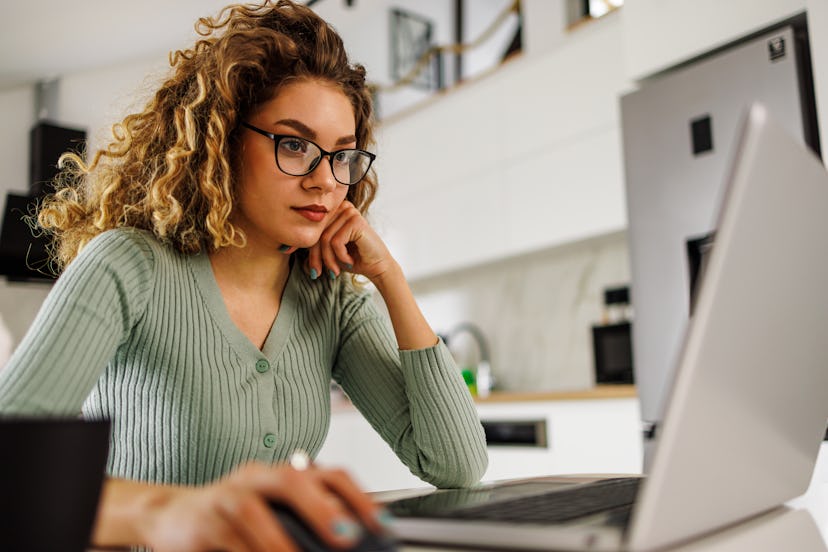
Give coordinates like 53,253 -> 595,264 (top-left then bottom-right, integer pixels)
768,36 -> 786,61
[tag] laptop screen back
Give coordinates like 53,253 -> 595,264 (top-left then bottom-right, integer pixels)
628,104 -> 828,550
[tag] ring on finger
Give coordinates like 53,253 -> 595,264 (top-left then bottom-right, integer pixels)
289,449 -> 312,471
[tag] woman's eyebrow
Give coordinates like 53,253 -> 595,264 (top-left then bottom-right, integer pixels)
275,118 -> 357,146
275,118 -> 315,138
335,134 -> 358,146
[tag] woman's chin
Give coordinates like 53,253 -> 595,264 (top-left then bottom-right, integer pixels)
283,233 -> 322,250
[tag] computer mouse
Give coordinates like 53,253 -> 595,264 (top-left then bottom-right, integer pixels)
270,502 -> 399,552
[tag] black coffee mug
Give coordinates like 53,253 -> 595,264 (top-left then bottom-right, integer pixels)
0,417 -> 110,552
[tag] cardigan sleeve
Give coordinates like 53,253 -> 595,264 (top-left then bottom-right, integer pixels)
331,289 -> 488,488
0,229 -> 154,416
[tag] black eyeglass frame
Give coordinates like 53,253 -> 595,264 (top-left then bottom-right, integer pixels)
241,122 -> 376,186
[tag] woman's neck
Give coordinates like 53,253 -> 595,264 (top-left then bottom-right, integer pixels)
207,242 -> 292,294
207,242 -> 293,351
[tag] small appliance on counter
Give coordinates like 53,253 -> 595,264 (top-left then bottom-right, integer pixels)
591,285 -> 634,384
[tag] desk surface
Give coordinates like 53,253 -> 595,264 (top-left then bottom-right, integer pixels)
383,442 -> 828,552
395,507 -> 824,552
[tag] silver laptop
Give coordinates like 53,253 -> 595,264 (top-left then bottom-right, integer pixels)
387,103 -> 828,551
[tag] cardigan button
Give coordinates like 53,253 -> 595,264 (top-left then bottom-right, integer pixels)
255,359 -> 270,373
263,433 -> 277,448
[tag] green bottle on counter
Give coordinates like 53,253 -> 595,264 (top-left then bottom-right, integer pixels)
461,367 -> 477,396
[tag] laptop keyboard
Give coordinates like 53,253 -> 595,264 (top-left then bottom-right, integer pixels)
429,477 -> 641,525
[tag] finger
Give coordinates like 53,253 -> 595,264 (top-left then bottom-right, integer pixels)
216,492 -> 298,552
324,203 -> 365,270
307,242 -> 323,281
318,468 -> 386,534
309,202 -> 350,279
328,217 -> 360,270
326,225 -> 360,275
257,467 -> 364,550
319,213 -> 354,278
281,484 -> 363,550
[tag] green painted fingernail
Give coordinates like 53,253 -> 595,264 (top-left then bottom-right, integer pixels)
278,244 -> 290,252
310,268 -> 318,280
332,519 -> 361,540
329,269 -> 336,280
377,509 -> 395,528
344,263 -> 353,270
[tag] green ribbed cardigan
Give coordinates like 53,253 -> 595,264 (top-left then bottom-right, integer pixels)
0,228 -> 487,488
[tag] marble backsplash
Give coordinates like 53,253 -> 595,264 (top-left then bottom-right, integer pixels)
403,231 -> 631,392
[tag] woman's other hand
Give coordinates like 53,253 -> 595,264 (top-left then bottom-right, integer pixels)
97,461 -> 385,552
307,200 -> 396,284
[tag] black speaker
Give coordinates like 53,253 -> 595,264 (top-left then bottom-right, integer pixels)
592,285 -> 634,384
0,418 -> 110,552
0,193 -> 55,281
29,121 -> 86,197
592,321 -> 634,384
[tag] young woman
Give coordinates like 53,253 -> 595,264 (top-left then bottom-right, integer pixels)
0,1 -> 487,549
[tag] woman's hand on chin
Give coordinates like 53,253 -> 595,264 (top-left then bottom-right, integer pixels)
307,200 -> 398,283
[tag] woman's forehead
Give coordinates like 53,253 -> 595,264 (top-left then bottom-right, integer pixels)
255,80 -> 356,138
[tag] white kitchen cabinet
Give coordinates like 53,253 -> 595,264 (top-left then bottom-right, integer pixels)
476,395 -> 642,482
621,0 -> 806,81
316,390 -> 643,493
373,13 -> 632,281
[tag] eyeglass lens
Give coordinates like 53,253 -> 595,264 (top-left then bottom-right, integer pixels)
276,137 -> 371,185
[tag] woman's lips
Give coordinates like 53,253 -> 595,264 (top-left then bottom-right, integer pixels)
292,205 -> 328,222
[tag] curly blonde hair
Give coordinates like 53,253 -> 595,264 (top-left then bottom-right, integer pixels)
39,0 -> 377,270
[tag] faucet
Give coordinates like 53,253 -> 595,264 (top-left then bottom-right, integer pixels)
444,322 -> 493,398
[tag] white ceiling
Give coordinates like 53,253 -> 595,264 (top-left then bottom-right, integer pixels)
0,0 -> 372,91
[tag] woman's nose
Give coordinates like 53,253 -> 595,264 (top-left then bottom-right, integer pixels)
303,156 -> 338,191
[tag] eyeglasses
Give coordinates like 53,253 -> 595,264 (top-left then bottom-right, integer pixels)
242,122 -> 376,186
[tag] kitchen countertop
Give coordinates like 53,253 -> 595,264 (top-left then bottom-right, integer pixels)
473,384 -> 637,404
330,385 -> 637,413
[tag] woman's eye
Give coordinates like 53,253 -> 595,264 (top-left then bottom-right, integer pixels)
279,138 -> 308,155
333,151 -> 353,166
